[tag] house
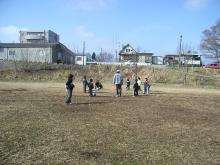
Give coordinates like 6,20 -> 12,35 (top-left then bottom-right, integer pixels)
75,53 -> 97,65
0,30 -> 75,64
164,53 -> 202,66
119,44 -> 153,64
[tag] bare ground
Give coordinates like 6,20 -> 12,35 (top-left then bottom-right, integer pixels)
0,82 -> 220,164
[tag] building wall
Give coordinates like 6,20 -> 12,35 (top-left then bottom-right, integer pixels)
0,47 -> 52,63
121,55 -> 139,62
121,54 -> 152,63
75,56 -> 87,65
20,30 -> 59,43
152,56 -> 163,65
138,56 -> 145,63
52,45 -> 75,64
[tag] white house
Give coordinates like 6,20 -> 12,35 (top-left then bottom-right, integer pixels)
75,53 -> 97,65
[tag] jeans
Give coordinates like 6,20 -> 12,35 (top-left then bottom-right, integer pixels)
144,86 -> 150,94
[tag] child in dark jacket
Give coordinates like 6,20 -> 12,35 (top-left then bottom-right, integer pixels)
88,79 -> 94,96
82,75 -> 88,93
133,79 -> 139,96
66,74 -> 75,104
95,80 -> 103,90
126,78 -> 131,90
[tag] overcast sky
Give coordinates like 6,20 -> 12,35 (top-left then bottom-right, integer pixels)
0,0 -> 219,56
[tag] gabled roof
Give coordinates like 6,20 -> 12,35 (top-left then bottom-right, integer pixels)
119,44 -> 153,56
119,44 -> 137,55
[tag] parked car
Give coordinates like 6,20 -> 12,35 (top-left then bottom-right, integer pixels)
205,63 -> 220,69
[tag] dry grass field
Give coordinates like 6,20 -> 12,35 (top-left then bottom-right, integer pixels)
0,81 -> 220,164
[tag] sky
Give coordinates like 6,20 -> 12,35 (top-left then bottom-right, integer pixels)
0,0 -> 220,59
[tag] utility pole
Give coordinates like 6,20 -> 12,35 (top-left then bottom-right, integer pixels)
135,52 -> 138,79
83,41 -> 85,66
179,35 -> 183,68
100,48 -> 103,61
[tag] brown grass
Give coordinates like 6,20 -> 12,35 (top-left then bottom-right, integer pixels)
0,82 -> 220,164
1,64 -> 220,89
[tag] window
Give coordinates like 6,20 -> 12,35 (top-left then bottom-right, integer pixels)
77,57 -> 82,61
126,49 -> 131,53
9,50 -> 15,56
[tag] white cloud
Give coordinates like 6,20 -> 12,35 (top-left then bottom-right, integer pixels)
184,0 -> 210,10
67,0 -> 114,11
0,25 -> 28,43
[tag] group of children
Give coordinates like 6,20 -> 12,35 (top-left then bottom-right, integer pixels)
83,76 -> 103,96
65,73 -> 150,104
126,77 -> 151,96
65,74 -> 104,104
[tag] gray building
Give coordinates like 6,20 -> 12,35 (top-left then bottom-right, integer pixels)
19,30 -> 59,43
0,29 -> 75,64
0,43 -> 75,64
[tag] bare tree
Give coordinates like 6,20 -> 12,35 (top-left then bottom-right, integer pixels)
96,51 -> 114,62
200,20 -> 220,63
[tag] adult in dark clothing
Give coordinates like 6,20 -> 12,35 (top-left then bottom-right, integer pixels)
133,79 -> 139,96
88,79 -> 94,96
66,74 -> 75,104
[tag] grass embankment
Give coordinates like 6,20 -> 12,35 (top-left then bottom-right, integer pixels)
0,64 -> 220,88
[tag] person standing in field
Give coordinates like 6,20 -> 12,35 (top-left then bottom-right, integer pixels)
65,74 -> 75,105
143,78 -> 151,95
133,79 -> 139,96
88,78 -> 94,96
82,75 -> 88,93
113,70 -> 123,97
126,78 -> 131,90
137,77 -> 142,91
